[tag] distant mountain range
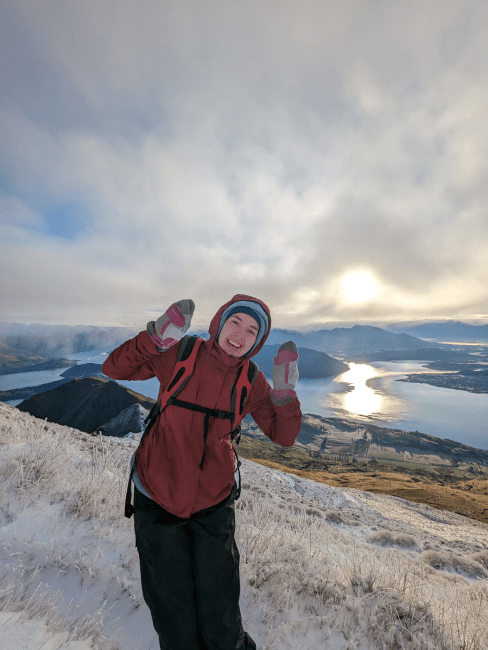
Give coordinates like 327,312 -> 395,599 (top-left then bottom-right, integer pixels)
385,321 -> 488,342
0,352 -> 78,376
0,323 -> 139,358
0,339 -> 54,375
0,322 -> 137,374
350,347 -> 475,363
263,325 -> 440,358
1,321 -> 483,377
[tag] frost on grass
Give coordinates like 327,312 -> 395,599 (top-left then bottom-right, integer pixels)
0,407 -> 133,649
367,531 -> 419,549
421,550 -> 488,579
1,402 -> 488,650
235,463 -> 488,649
236,494 -> 445,649
0,564 -> 119,650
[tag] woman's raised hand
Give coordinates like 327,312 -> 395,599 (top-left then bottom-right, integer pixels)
147,299 -> 195,352
270,341 -> 299,405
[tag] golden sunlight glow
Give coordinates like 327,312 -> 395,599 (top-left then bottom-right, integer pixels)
330,363 -> 382,417
342,271 -> 377,302
342,364 -> 381,416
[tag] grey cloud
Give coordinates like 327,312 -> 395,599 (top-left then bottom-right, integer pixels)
304,197 -> 457,288
1,0 -> 488,327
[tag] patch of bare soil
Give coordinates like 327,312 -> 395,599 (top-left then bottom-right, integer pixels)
247,458 -> 488,524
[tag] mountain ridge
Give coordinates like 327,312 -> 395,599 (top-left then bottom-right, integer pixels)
385,320 -> 488,342
16,377 -> 155,433
264,324 -> 440,357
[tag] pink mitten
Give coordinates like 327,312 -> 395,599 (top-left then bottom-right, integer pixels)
270,341 -> 299,406
147,299 -> 195,351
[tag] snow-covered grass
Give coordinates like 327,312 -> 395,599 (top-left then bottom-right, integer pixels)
1,401 -> 488,650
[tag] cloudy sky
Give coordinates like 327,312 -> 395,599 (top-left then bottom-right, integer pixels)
1,0 -> 487,330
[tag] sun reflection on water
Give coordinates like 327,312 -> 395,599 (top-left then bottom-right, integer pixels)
324,363 -> 389,418
300,360 -> 488,440
339,364 -> 382,416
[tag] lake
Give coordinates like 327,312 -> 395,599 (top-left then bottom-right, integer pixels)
1,353 -> 487,450
298,362 -> 488,450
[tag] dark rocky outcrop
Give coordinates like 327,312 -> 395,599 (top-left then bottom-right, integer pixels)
96,403 -> 150,437
16,377 -> 155,434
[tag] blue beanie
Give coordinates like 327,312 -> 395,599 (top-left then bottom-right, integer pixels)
217,300 -> 269,356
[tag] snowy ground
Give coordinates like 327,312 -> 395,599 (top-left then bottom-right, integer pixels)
1,401 -> 488,650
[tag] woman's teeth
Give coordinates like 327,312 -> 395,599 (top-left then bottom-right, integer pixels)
228,340 -> 241,348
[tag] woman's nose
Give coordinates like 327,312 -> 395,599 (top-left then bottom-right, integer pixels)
234,328 -> 244,342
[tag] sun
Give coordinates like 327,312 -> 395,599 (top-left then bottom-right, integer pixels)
342,271 -> 377,302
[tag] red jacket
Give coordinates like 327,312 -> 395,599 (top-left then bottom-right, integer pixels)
102,294 -> 302,517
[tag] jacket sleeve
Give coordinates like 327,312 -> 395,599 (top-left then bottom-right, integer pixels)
102,330 -> 178,383
244,371 -> 302,448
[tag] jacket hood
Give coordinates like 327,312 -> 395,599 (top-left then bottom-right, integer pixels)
208,294 -> 272,359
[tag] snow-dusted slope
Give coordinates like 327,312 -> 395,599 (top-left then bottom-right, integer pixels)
1,402 -> 487,650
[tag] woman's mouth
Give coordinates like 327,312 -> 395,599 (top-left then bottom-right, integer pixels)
227,339 -> 241,349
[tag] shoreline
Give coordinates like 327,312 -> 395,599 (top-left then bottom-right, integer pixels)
397,373 -> 488,394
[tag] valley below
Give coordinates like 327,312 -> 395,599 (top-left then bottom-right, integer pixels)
238,414 -> 488,523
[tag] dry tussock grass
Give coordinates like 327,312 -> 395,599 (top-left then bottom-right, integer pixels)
248,457 -> 488,525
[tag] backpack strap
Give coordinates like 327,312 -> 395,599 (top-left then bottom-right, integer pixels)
160,335 -> 204,404
134,336 -> 203,450
229,359 -> 258,499
124,465 -> 136,518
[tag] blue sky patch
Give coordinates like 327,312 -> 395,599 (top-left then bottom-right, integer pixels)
43,203 -> 90,240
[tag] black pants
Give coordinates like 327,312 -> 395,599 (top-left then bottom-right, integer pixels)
134,484 -> 256,650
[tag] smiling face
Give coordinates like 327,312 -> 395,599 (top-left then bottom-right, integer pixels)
218,312 -> 259,357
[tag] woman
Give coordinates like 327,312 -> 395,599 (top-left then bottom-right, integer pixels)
102,294 -> 301,650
